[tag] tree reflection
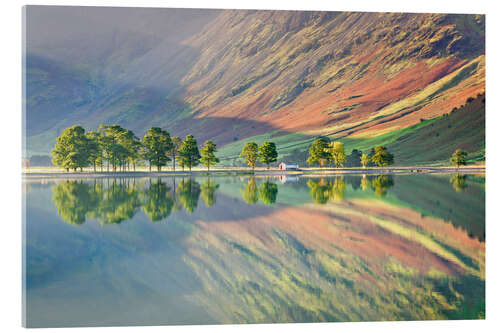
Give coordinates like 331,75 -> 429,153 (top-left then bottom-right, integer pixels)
307,177 -> 346,204
53,177 -> 215,225
141,179 -> 174,222
330,177 -> 346,201
52,181 -> 99,225
89,179 -> 142,225
307,178 -> 330,204
241,178 -> 259,204
360,175 -> 371,191
370,176 -> 394,197
258,179 -> 278,205
450,174 -> 468,192
177,178 -> 201,213
200,178 -> 219,207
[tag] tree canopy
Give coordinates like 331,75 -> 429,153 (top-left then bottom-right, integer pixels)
451,149 -> 468,167
371,146 -> 394,167
178,135 -> 201,171
328,141 -> 346,168
240,142 -> 259,169
307,138 -> 330,167
258,141 -> 278,169
142,127 -> 172,172
200,140 -> 219,171
51,125 -> 91,171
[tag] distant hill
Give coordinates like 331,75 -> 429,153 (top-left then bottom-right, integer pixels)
24,7 -> 485,165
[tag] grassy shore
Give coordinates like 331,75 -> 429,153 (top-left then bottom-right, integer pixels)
22,164 -> 485,178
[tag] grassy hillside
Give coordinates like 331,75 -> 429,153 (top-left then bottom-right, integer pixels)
216,93 -> 485,165
25,8 -> 485,164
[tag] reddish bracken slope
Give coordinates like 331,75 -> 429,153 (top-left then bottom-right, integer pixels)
178,11 -> 484,141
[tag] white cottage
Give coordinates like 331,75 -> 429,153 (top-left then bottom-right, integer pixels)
279,162 -> 299,170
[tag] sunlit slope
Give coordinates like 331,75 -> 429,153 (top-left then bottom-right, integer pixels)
26,9 -> 485,160
216,91 -> 485,164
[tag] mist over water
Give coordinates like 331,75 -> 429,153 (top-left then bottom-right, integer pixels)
24,174 -> 485,327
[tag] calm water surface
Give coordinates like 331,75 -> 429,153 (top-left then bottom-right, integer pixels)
23,174 -> 485,327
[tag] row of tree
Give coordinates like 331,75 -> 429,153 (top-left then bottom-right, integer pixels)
52,125 -> 468,172
306,137 -> 394,168
52,125 -> 220,172
239,141 -> 278,169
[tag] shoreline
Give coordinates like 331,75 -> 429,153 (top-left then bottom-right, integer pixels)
22,166 -> 485,179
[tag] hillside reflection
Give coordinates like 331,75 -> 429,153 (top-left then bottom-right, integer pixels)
30,174 -> 485,325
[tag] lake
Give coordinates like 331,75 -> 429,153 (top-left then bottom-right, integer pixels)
23,173 -> 485,327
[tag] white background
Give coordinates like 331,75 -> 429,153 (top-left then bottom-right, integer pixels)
1,0 -> 498,332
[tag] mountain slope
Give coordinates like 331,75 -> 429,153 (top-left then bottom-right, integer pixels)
24,8 -> 485,164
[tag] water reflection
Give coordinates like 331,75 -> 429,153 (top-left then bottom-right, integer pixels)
450,174 -> 468,192
142,180 -> 174,222
28,174 -> 485,326
52,181 -> 99,225
241,178 -> 258,204
201,179 -> 219,207
53,178 -> 216,224
370,175 -> 394,196
307,177 -> 347,204
258,179 -> 278,205
177,179 -> 202,214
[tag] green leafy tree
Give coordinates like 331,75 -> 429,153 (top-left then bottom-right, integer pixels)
51,125 -> 90,172
85,130 -> 103,172
451,149 -> 468,167
307,138 -> 330,167
328,141 -> 346,168
360,154 -> 370,168
170,136 -> 182,171
241,177 -> 258,204
258,142 -> 278,169
118,129 -> 141,171
200,141 -> 219,171
200,178 -> 219,207
371,146 -> 394,167
240,142 -> 259,170
178,135 -> 201,171
98,125 -> 130,172
346,149 -> 362,167
258,180 -> 278,204
142,127 -> 172,172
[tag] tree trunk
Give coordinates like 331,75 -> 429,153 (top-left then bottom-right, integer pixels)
173,155 -> 176,171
